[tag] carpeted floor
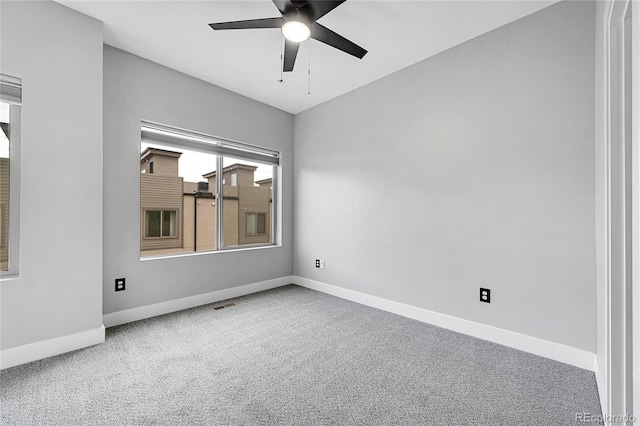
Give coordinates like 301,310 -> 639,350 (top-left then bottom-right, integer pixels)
1,285 -> 602,425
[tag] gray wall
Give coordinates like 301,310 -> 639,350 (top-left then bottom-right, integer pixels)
0,1 -> 103,349
293,1 -> 596,351
103,46 -> 293,315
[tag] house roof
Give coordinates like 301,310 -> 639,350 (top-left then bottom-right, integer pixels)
202,163 -> 258,178
140,147 -> 182,163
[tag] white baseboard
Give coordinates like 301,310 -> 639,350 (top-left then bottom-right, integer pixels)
1,325 -> 105,370
593,358 -> 607,416
103,275 -> 293,328
293,276 -> 597,372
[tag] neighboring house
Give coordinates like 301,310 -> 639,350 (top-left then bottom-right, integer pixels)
140,148 -> 272,256
140,148 -> 184,253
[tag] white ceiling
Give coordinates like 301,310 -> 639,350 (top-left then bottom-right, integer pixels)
56,0 -> 558,114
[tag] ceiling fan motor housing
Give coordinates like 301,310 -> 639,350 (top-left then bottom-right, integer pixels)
283,10 -> 311,27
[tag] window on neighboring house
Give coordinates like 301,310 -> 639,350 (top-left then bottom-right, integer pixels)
145,210 -> 176,238
0,74 -> 21,278
149,160 -> 154,174
246,213 -> 266,235
140,121 -> 279,258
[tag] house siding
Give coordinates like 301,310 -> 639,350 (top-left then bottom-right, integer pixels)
140,174 -> 184,251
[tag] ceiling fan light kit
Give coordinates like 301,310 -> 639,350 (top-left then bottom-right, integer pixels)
281,17 -> 310,42
209,0 -> 367,73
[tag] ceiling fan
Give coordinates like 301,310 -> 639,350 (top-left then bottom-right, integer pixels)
209,0 -> 368,72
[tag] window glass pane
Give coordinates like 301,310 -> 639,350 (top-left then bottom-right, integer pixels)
0,101 -> 10,272
222,156 -> 273,247
145,211 -> 161,238
257,213 -> 266,234
246,213 -> 257,235
246,213 -> 267,235
141,142 -> 218,257
162,210 -> 176,237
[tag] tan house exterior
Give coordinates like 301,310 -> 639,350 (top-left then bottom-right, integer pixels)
140,148 -> 272,256
202,164 -> 273,247
140,148 -> 184,252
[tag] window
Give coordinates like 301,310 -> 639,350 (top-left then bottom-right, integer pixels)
145,210 -> 176,238
246,213 -> 266,235
0,74 -> 21,278
140,121 -> 279,258
149,161 -> 154,174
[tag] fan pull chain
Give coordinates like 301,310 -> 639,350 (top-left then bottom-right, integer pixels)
307,39 -> 311,96
278,36 -> 285,83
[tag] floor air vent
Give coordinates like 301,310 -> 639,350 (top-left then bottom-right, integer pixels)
213,302 -> 236,311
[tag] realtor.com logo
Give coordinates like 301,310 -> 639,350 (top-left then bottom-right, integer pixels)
576,413 -> 637,424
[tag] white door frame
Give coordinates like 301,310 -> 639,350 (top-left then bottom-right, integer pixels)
598,0 -> 638,421
631,0 -> 639,420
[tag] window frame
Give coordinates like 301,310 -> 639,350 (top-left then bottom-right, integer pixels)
144,209 -> 177,239
246,212 -> 267,236
0,73 -> 21,279
140,120 -> 280,260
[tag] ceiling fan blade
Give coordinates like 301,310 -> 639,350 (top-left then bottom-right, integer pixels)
209,17 -> 281,31
310,23 -> 367,59
299,0 -> 346,21
283,39 -> 300,72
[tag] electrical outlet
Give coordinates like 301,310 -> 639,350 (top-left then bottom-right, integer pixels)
315,259 -> 320,268
315,259 -> 325,269
115,278 -> 126,292
480,288 -> 490,303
